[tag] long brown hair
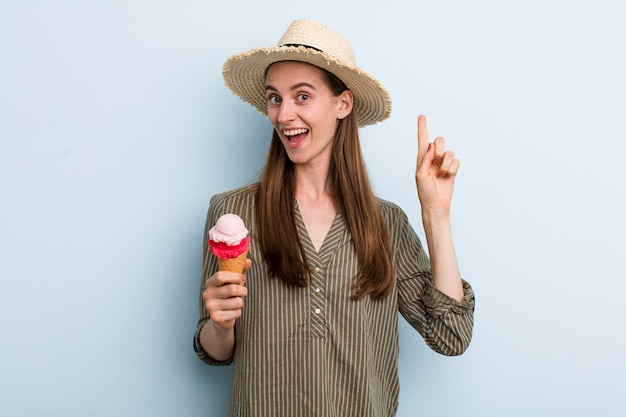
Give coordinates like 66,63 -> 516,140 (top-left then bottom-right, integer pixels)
256,65 -> 393,300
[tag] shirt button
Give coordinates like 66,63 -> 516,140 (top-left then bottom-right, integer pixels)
314,267 -> 321,273
314,286 -> 321,293
314,308 -> 321,314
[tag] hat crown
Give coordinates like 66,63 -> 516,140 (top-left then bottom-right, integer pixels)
277,19 -> 356,67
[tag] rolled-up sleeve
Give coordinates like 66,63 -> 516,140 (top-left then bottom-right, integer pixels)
194,318 -> 233,366
399,277 -> 474,355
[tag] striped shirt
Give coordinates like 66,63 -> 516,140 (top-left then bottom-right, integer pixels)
194,183 -> 475,417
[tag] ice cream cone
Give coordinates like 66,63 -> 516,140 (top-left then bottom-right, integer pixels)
217,251 -> 248,274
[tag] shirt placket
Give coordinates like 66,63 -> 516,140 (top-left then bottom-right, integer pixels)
309,259 -> 326,339
294,203 -> 346,341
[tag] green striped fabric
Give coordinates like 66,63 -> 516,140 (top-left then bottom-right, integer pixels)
194,183 -> 475,417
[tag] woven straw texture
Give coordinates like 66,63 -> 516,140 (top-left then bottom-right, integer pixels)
222,19 -> 391,127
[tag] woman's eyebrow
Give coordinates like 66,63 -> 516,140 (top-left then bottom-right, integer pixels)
265,82 -> 317,92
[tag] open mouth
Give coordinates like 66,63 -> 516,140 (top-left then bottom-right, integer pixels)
283,128 -> 309,145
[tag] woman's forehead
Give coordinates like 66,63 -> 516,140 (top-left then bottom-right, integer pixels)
265,61 -> 325,82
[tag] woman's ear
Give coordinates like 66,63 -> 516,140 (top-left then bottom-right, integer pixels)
337,90 -> 354,120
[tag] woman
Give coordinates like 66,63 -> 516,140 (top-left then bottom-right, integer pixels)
194,19 -> 474,417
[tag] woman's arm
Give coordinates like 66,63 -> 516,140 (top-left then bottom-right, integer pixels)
415,114 -> 464,301
198,261 -> 250,361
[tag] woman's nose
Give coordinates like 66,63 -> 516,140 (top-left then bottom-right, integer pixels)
277,101 -> 295,123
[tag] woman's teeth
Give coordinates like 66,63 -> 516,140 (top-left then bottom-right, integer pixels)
283,128 -> 309,137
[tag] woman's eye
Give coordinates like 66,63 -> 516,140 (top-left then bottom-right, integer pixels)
268,96 -> 281,105
297,94 -> 309,102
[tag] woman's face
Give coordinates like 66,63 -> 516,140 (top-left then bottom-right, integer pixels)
265,61 -> 352,169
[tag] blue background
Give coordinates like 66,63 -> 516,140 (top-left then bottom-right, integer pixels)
2,1 -> 625,416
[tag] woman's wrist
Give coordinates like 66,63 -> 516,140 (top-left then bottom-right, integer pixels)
421,207 -> 451,229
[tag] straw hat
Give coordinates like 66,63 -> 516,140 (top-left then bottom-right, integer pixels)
222,19 -> 392,127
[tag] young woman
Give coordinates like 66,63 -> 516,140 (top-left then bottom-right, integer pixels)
194,19 -> 475,417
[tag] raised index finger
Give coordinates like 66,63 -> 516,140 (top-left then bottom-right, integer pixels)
417,114 -> 430,164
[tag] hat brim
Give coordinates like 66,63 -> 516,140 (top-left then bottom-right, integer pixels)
222,45 -> 391,127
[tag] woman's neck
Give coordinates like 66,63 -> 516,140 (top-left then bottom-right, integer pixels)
294,175 -> 337,252
294,161 -> 333,202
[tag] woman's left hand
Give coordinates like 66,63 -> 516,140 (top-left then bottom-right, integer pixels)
415,114 -> 460,214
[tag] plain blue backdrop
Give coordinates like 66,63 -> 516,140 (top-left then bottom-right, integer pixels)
2,1 -> 625,416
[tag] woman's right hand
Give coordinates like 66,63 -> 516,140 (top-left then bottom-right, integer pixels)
202,259 -> 251,330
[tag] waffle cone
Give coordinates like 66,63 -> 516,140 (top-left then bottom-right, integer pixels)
217,251 -> 248,273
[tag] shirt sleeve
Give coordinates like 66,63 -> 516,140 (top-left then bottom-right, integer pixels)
193,193 -> 234,366
390,205 -> 475,356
